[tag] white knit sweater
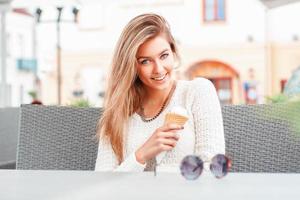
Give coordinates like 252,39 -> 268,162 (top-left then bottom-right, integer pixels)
95,78 -> 225,172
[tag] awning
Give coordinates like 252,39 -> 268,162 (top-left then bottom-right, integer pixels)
260,0 -> 300,9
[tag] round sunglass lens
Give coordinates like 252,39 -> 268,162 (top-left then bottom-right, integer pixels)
210,154 -> 231,179
180,155 -> 203,180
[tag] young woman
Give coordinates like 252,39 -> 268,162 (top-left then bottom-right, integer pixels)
95,13 -> 225,172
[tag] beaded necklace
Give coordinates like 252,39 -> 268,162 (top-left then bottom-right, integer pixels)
140,82 -> 176,122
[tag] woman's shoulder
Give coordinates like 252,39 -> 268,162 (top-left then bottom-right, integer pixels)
174,78 -> 216,105
173,78 -> 217,110
178,77 -> 215,92
191,77 -> 213,87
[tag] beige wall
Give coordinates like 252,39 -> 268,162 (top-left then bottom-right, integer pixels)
40,70 -> 58,105
271,42 -> 300,94
41,51 -> 112,105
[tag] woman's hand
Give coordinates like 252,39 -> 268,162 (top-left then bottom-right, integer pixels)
135,123 -> 183,164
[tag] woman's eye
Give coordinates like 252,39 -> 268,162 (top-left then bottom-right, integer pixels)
161,53 -> 169,59
140,60 -> 150,65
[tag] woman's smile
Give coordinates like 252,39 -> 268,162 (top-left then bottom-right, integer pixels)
151,73 -> 167,81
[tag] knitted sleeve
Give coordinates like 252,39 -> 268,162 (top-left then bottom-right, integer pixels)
191,78 -> 225,161
94,137 -> 146,172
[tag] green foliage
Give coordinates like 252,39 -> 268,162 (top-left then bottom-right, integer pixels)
266,94 -> 300,135
28,90 -> 37,99
265,93 -> 289,103
69,99 -> 93,108
266,93 -> 300,104
289,95 -> 300,102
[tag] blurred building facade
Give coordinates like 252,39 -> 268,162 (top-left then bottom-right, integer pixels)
0,8 -> 37,107
8,0 -> 300,106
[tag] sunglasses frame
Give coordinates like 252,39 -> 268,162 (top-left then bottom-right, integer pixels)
179,154 -> 232,180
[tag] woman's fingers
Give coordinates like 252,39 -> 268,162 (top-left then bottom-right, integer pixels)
156,142 -> 176,152
158,123 -> 183,132
136,124 -> 183,163
156,131 -> 180,141
160,144 -> 174,151
158,138 -> 177,147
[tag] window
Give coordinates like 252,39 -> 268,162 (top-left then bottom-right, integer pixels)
203,0 -> 226,22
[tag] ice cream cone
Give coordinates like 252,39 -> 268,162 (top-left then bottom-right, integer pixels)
164,113 -> 188,126
164,106 -> 189,126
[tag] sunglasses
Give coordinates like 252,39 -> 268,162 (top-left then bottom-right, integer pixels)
180,154 -> 232,180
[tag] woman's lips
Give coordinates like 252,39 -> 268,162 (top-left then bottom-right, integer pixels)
151,73 -> 167,81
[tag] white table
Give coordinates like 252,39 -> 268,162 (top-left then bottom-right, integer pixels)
0,170 -> 299,200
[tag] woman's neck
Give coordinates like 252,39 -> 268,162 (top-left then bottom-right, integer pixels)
142,80 -> 175,108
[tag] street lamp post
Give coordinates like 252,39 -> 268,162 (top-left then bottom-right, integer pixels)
56,7 -> 62,105
35,6 -> 79,105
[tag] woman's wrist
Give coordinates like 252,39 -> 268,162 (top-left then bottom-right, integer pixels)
135,150 -> 146,165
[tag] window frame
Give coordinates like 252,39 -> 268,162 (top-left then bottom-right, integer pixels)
202,0 -> 226,23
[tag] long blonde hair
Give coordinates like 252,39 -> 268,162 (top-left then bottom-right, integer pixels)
97,13 -> 180,164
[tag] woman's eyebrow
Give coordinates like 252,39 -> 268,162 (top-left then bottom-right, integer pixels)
137,49 -> 169,60
159,49 -> 169,55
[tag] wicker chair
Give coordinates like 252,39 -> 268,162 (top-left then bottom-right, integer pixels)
16,105 -> 100,170
16,103 -> 300,172
0,107 -> 20,169
223,102 -> 300,173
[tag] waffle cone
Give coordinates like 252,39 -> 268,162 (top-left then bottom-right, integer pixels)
164,113 -> 188,126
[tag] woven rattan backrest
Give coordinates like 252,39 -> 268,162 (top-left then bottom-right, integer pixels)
16,105 -> 101,170
223,103 -> 300,172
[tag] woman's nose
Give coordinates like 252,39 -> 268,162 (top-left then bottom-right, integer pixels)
153,60 -> 164,73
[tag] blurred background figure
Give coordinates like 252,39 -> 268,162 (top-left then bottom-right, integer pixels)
243,68 -> 262,104
0,0 -> 300,107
